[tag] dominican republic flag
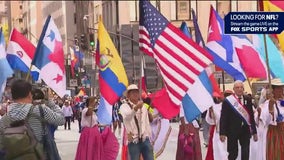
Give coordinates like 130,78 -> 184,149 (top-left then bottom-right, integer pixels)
32,15 -> 66,98
6,28 -> 39,81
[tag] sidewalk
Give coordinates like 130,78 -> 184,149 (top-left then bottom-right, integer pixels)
55,120 -> 80,159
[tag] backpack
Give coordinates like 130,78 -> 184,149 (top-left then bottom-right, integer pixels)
2,106 -> 44,160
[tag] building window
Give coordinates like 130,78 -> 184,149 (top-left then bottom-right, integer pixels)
217,1 -> 231,18
176,0 -> 190,20
231,0 -> 238,11
150,0 -> 160,11
172,0 -> 195,21
129,0 -> 160,22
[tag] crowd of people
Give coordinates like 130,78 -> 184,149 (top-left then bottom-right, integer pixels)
0,78 -> 284,160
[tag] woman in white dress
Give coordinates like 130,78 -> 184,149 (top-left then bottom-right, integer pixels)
206,92 -> 228,160
259,79 -> 284,160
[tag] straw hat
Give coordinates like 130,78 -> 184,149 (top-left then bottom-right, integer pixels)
123,84 -> 139,97
271,78 -> 284,86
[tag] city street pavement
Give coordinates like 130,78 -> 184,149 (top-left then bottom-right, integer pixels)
56,121 -> 208,160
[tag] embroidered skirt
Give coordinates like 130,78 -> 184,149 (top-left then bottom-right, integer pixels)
267,122 -> 284,160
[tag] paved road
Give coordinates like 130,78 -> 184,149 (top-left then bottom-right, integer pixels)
56,121 -> 208,160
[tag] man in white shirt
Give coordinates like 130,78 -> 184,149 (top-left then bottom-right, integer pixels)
119,84 -> 154,160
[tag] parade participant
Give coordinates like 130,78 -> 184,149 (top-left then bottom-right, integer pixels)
62,100 -> 73,130
0,79 -> 65,159
259,79 -> 284,160
220,80 -> 258,160
201,110 -> 210,147
249,100 -> 269,160
119,84 -> 154,160
205,91 -> 233,160
74,95 -> 85,133
146,97 -> 171,159
259,84 -> 269,106
75,96 -> 102,159
75,96 -> 119,160
80,96 -> 99,129
176,105 -> 202,160
112,98 -> 122,138
249,83 -> 271,160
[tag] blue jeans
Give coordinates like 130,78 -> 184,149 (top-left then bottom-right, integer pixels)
128,138 -> 154,160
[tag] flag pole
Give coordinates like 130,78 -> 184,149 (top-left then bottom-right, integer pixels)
263,34 -> 272,90
244,73 -> 253,93
95,15 -> 102,96
258,1 -> 272,90
139,54 -> 143,100
25,65 -> 32,81
221,70 -> 225,92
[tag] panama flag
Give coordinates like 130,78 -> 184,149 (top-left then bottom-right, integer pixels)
32,15 -> 66,98
6,28 -> 39,81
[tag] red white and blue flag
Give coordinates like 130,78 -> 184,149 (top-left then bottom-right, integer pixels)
96,20 -> 128,125
139,0 -> 212,109
206,6 -> 246,81
32,15 -> 66,98
6,28 -> 39,81
232,35 -> 268,79
180,10 -> 220,122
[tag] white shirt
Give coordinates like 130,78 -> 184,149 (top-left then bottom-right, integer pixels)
261,100 -> 284,125
62,105 -> 73,117
119,101 -> 152,140
81,108 -> 98,128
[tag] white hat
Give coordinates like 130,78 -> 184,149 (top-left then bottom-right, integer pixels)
123,84 -> 139,97
271,78 -> 284,86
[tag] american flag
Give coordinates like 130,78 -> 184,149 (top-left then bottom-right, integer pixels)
139,0 -> 212,105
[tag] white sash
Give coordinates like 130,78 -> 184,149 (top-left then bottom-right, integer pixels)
226,95 -> 251,125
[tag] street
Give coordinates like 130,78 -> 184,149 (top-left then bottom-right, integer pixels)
56,121 -> 208,160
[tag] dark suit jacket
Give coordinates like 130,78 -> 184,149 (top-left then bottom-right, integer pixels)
220,95 -> 257,138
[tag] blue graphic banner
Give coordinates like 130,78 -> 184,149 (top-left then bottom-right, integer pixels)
224,12 -> 284,34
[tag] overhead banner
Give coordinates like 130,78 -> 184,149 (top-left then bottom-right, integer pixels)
224,12 -> 284,34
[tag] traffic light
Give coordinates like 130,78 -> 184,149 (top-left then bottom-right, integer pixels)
89,33 -> 94,47
80,34 -> 87,50
74,35 -> 78,45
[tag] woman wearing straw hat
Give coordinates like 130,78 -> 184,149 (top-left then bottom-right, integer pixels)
259,78 -> 284,160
